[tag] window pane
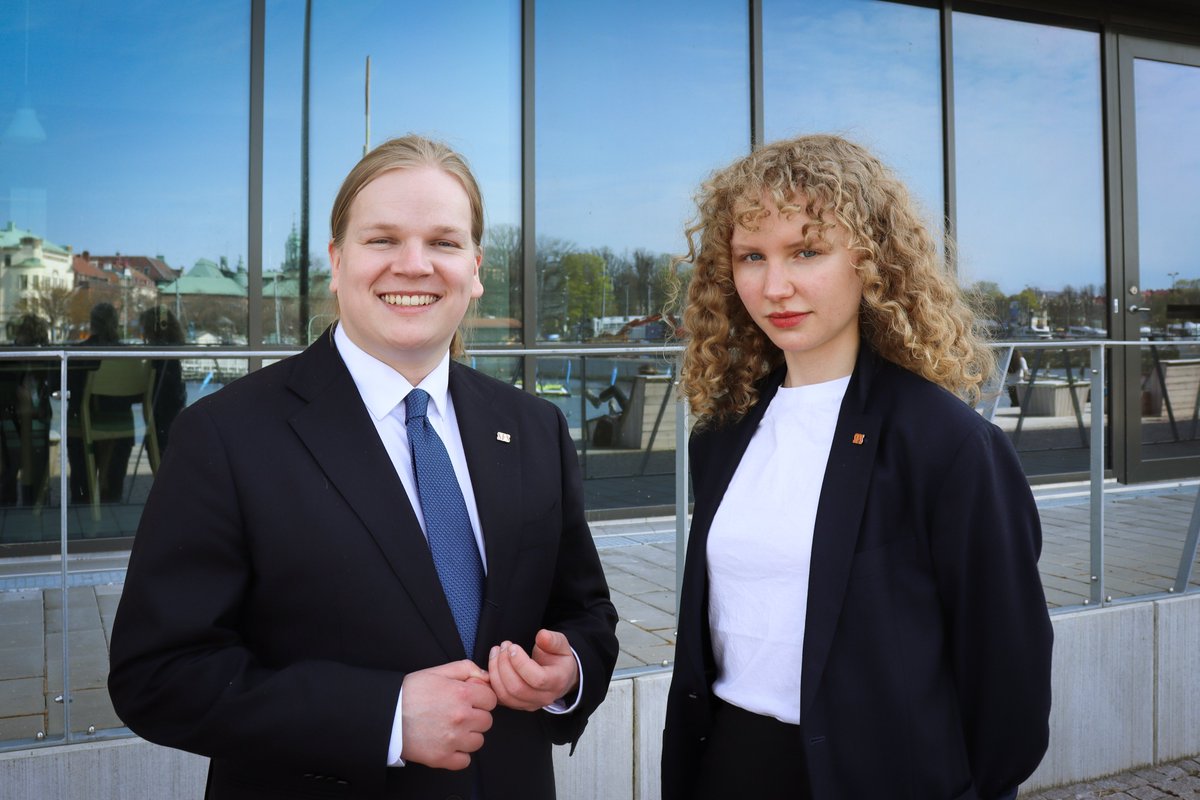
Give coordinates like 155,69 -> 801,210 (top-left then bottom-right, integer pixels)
264,0 -> 521,345
764,0 -> 943,223
0,2 -> 249,346
1133,59 -> 1200,465
953,13 -> 1104,478
535,0 -> 748,343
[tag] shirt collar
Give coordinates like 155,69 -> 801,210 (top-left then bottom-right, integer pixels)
333,323 -> 451,421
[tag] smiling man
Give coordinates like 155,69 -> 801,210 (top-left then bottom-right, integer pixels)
108,135 -> 619,800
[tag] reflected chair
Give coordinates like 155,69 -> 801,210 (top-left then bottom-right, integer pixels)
68,359 -> 160,516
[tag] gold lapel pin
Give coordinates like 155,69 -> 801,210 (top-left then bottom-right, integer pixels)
852,433 -> 866,445
496,432 -> 512,443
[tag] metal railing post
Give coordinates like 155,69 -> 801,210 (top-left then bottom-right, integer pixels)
675,380 -> 689,617
1089,344 -> 1106,606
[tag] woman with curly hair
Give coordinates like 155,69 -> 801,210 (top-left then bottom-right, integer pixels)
662,135 -> 1053,800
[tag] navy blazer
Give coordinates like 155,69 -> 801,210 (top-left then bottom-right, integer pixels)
109,332 -> 619,800
663,346 -> 1052,800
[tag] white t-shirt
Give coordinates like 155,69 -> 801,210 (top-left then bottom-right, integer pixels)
707,374 -> 850,725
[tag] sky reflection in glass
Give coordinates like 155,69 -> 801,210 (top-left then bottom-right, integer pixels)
264,0 -> 520,274
1133,59 -> 1200,291
763,0 -> 944,230
0,1 -> 248,271
953,13 -> 1104,295
535,0 -> 748,256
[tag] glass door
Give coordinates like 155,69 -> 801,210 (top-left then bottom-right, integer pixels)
1115,37 -> 1200,483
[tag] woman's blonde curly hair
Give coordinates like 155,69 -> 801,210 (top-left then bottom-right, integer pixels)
675,134 -> 993,427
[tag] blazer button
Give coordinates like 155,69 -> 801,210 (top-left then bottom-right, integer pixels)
687,692 -> 698,699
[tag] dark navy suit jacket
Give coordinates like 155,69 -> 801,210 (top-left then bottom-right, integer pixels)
109,331 -> 618,799
663,346 -> 1052,800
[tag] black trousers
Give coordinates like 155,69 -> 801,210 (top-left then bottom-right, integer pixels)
694,699 -> 813,800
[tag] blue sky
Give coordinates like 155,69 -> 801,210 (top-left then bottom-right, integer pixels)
1,0 -> 1195,299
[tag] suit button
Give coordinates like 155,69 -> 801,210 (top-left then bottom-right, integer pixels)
687,692 -> 698,699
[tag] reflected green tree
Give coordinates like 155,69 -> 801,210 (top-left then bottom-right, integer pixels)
480,224 -> 521,321
562,252 -> 612,340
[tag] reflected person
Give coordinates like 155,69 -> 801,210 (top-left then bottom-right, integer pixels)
67,302 -> 134,504
0,314 -> 56,506
109,135 -> 619,799
139,306 -> 186,455
662,135 -> 1053,800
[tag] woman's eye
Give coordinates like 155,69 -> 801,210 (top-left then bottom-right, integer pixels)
742,253 -> 764,262
798,250 -> 819,259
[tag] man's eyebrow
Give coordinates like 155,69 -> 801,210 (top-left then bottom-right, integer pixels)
428,224 -> 470,237
350,224 -> 468,236
355,222 -> 469,237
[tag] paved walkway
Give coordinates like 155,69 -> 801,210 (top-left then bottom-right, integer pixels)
1021,756 -> 1200,799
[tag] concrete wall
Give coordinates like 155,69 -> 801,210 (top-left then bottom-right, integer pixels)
3,593 -> 1199,800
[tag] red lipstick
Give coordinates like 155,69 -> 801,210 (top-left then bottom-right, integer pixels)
767,312 -> 808,329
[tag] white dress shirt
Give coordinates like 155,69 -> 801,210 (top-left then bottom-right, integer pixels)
335,325 -> 486,563
333,326 -> 579,766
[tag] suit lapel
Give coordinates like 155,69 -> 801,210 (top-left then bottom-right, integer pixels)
683,369 -> 783,679
448,363 -> 522,662
800,347 -> 882,720
689,368 -> 784,546
285,336 -> 466,661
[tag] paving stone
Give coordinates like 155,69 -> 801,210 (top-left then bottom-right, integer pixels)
0,676 -> 45,717
615,649 -> 646,670
1022,758 -> 1200,800
0,712 -> 47,743
601,569 -> 662,597
45,628 -> 110,690
0,620 -> 42,649
1127,786 -> 1170,799
614,620 -> 673,650
0,591 -> 43,625
45,687 -> 122,736
0,645 -> 42,679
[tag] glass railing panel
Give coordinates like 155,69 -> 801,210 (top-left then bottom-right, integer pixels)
0,352 -> 65,747
994,343 -> 1107,479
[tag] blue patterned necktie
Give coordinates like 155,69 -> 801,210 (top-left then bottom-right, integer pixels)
404,389 -> 484,654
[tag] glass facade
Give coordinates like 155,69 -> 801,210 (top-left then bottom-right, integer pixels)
535,0 -> 747,344
0,1 -> 250,346
0,0 -> 1198,753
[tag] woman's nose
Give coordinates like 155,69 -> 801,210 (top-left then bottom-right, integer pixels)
762,260 -> 794,299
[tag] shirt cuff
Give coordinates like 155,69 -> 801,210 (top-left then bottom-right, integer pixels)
542,646 -> 583,715
387,687 -> 405,766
